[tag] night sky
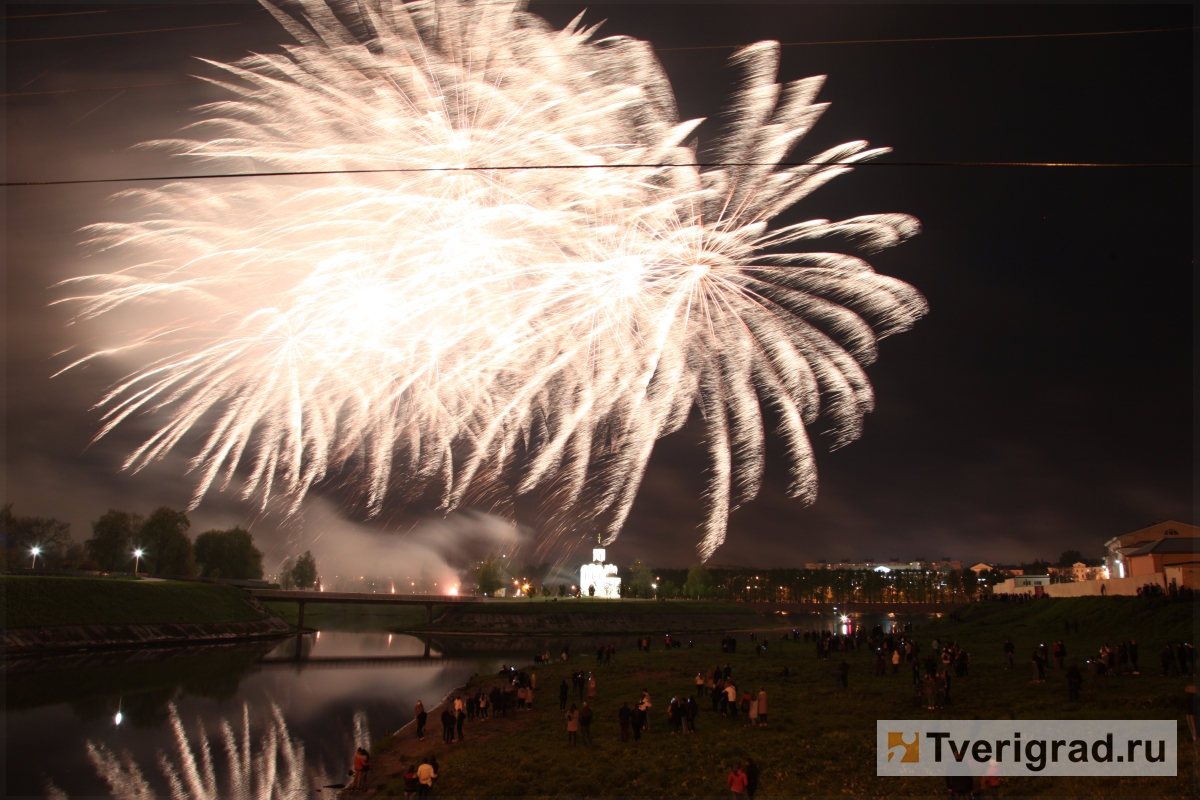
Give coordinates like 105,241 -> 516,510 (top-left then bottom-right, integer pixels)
3,2 -> 1193,571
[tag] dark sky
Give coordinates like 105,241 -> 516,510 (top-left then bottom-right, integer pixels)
3,2 -> 1193,571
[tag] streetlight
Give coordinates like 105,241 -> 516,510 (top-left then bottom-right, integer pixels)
29,546 -> 41,569
133,548 -> 144,574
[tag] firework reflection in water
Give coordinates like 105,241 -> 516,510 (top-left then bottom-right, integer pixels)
62,0 -> 927,558
80,703 -> 325,799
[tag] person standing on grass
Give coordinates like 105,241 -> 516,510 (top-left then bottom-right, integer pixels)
1003,638 -> 1015,669
350,747 -> 369,791
685,696 -> 699,733
1066,663 -> 1082,701
440,707 -> 454,743
632,702 -> 645,741
559,679 -> 569,710
756,688 -> 768,725
588,673 -> 597,703
746,691 -> 758,727
744,758 -> 760,798
416,757 -> 437,798
639,690 -> 652,730
402,764 -> 419,799
456,706 -> 466,742
580,702 -> 594,744
727,764 -> 748,797
566,704 -> 579,745
725,681 -> 738,719
1129,639 -> 1139,674
414,701 -> 427,740
618,701 -> 631,741
837,660 -> 849,690
696,672 -> 705,698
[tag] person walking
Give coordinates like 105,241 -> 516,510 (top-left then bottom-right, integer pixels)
727,764 -> 749,797
414,701 -> 427,740
402,764 -> 419,800
566,704 -> 579,745
559,679 -> 569,711
416,757 -> 437,798
580,702 -> 594,744
618,701 -> 631,742
756,688 -> 768,726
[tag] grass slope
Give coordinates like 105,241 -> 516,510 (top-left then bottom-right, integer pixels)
374,597 -> 1196,797
1,576 -> 272,629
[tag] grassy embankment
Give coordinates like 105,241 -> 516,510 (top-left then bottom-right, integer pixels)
1,576 -> 275,629
370,596 -> 1196,797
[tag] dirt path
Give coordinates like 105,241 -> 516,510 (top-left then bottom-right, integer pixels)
340,687 -> 543,798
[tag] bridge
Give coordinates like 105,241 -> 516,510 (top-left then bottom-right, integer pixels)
245,589 -> 482,627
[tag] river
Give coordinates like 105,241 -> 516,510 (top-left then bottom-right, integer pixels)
3,610 -> 933,798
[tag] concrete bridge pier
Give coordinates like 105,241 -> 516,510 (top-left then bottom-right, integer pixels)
297,600 -> 306,630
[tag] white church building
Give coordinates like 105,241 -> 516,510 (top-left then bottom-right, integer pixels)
580,547 -> 621,598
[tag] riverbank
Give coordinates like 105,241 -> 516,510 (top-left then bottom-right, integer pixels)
1,576 -> 292,653
403,598 -> 773,634
363,595 -> 1195,797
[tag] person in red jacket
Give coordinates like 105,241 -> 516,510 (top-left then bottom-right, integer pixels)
727,764 -> 748,796
350,747 -> 369,791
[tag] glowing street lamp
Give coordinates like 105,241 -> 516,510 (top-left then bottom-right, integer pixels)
133,548 -> 144,574
29,546 -> 41,569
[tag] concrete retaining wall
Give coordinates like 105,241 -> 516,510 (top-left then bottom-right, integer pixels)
1044,573 -> 1164,598
1,615 -> 293,654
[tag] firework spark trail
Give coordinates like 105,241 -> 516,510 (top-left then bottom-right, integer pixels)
83,703 -> 313,800
59,0 -> 926,558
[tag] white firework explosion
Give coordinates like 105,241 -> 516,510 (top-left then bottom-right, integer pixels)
59,0 -> 926,559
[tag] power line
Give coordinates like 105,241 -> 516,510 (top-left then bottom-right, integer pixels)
5,24 -> 1192,97
5,161 -> 1194,188
658,26 -> 1197,52
4,18 -> 1192,45
2,19 -> 268,44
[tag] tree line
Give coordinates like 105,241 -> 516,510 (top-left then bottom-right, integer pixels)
1,504 -> 318,586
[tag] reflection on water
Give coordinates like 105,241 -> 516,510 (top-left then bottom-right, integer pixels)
78,703 -> 315,800
4,628 -> 489,798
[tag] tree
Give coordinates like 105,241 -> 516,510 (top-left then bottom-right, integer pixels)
475,555 -> 504,596
135,508 -> 196,576
683,563 -> 712,599
623,560 -> 653,599
277,557 -> 296,589
1057,550 -> 1084,568
291,550 -> 318,589
85,509 -> 144,571
2,504 -> 73,569
194,527 -> 264,580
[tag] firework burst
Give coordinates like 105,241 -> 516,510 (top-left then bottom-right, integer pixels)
59,0 -> 926,558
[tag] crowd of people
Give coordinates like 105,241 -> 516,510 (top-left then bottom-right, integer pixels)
360,611 -> 1193,797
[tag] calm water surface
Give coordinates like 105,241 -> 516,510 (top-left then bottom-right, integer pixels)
3,625 -> 504,798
